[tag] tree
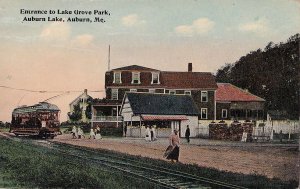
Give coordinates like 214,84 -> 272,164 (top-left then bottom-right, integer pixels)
68,104 -> 82,122
215,33 -> 300,119
85,97 -> 93,119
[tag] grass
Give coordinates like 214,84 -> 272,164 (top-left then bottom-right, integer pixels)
0,137 -> 160,189
0,136 -> 298,189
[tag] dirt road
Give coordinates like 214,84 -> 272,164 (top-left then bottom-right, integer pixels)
53,134 -> 299,182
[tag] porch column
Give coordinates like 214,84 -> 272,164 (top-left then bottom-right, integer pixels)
116,105 -> 119,127
139,115 -> 142,137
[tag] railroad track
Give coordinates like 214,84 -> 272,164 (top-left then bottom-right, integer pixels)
48,141 -> 247,189
1,134 -> 248,189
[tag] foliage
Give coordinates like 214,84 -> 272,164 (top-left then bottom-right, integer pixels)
216,33 -> 300,119
0,121 -> 10,128
85,96 -> 93,119
100,126 -> 123,137
68,103 -> 82,122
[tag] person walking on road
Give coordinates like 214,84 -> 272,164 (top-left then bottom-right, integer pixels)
166,129 -> 180,162
95,126 -> 102,139
72,125 -> 77,139
89,128 -> 95,139
151,126 -> 157,141
185,125 -> 190,143
145,126 -> 151,142
77,127 -> 85,139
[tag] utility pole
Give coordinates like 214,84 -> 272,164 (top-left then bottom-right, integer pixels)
108,45 -> 110,71
298,37 -> 300,189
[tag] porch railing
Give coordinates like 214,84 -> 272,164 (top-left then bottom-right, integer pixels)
92,116 -> 122,122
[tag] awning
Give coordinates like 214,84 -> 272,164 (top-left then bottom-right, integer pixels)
141,115 -> 188,121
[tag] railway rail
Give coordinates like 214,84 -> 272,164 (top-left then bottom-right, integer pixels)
1,133 -> 248,189
49,141 -> 247,189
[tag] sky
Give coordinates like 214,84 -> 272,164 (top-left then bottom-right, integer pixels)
0,0 -> 299,122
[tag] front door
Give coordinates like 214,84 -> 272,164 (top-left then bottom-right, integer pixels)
171,121 -> 181,137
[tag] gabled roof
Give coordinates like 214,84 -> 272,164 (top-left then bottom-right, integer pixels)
69,91 -> 92,106
111,65 -> 160,72
161,72 -> 217,89
125,93 -> 200,115
216,83 -> 265,102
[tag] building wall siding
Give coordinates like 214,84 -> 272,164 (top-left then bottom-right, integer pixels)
192,90 -> 215,120
216,102 -> 231,120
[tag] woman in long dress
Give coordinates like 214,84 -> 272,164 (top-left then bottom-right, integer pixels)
95,126 -> 102,139
166,129 -> 180,162
77,127 -> 85,139
72,126 -> 77,139
89,128 -> 95,139
145,126 -> 151,141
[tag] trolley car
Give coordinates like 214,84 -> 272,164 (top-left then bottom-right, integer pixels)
10,102 -> 61,138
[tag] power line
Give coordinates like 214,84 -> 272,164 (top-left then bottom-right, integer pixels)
0,85 -> 104,93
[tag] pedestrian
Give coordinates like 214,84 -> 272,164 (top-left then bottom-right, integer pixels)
279,130 -> 283,143
166,129 -> 180,162
241,132 -> 247,142
185,125 -> 190,143
145,126 -> 151,141
71,125 -> 77,139
89,128 -> 95,139
77,127 -> 85,139
95,126 -> 102,139
151,125 -> 157,141
124,124 -> 127,137
150,126 -> 154,141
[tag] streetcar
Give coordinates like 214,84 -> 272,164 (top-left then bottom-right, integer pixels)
10,102 -> 61,138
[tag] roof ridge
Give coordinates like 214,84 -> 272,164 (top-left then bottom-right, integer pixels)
229,84 -> 265,101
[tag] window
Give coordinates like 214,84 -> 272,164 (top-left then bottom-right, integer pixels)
111,89 -> 118,100
222,109 -> 228,119
131,72 -> 140,84
201,91 -> 208,102
201,108 -> 208,119
149,89 -> 155,93
151,72 -> 160,84
184,90 -> 191,95
130,89 -> 137,92
169,90 -> 176,95
113,72 -> 121,84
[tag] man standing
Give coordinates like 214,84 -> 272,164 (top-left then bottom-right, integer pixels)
185,125 -> 190,143
166,129 -> 180,162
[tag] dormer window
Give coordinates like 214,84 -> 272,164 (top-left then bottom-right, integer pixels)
151,72 -> 160,84
131,72 -> 140,84
113,72 -> 122,84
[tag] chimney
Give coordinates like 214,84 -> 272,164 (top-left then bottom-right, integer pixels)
84,89 -> 88,95
188,63 -> 192,72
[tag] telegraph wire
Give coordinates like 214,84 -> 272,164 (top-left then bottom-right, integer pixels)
0,85 -> 104,93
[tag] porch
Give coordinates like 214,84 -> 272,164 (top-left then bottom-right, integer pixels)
91,101 -> 122,128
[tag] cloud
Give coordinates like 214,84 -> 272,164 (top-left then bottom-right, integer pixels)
175,18 -> 215,36
71,34 -> 94,47
121,14 -> 146,27
40,22 -> 71,41
238,18 -> 269,36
